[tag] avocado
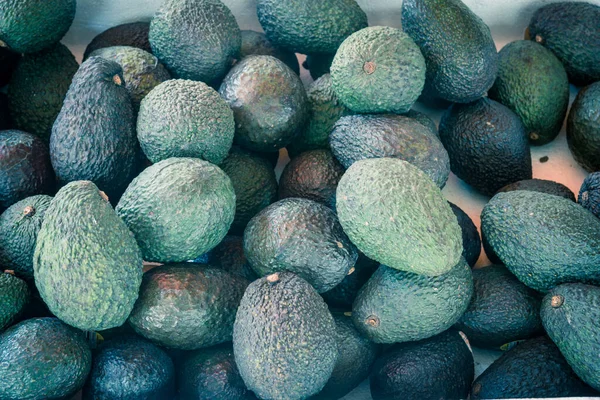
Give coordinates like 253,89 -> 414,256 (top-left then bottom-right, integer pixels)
8,43 -> 78,142
481,227 -> 502,265
439,98 -> 532,196
0,130 -> 55,211
449,202 -> 481,267
304,53 -> 335,80
542,283 -> 600,391
370,329 -> 474,400
489,40 -> 569,145
336,158 -> 463,276
455,265 -> 543,349
83,335 -> 175,400
279,149 -> 344,208
286,74 -> 347,157
481,190 -> 600,292
129,264 -> 247,350
321,252 -> 378,310
497,178 -> 576,201
84,22 -> 152,60
402,0 -> 498,103
330,114 -> 450,188
256,0 -> 367,54
205,236 -> 258,281
312,313 -> 378,400
526,2 -> 600,86
567,81 -> 600,172
34,181 -> 143,331
331,26 -> 426,114
0,272 -> 29,331
0,0 -> 76,54
220,146 -> 278,234
220,55 -> 309,152
0,93 -> 11,130
0,47 -> 19,86
353,259 -> 473,343
240,30 -> 299,75
149,0 -> 241,84
116,158 -> 236,263
579,172 -> 600,218
471,335 -> 599,399
244,198 -> 357,292
179,344 -> 256,400
233,272 -> 338,400
0,195 -> 52,278
404,109 -> 438,137
89,46 -> 171,112
137,79 -> 234,164
0,318 -> 91,400
50,56 -> 139,201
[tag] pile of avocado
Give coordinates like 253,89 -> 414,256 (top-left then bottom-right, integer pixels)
0,0 -> 600,399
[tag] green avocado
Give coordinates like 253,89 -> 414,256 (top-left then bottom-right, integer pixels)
304,53 -> 335,80
321,252 -> 378,310
448,202 -> 481,267
233,272 -> 338,400
84,22 -> 151,60
240,30 -> 299,75
336,158 -> 463,276
331,26 -> 425,114
497,178 -> 576,201
205,236 -> 258,281
579,172 -> 600,219
439,98 -> 532,196
137,79 -> 234,164
8,43 -> 78,141
526,2 -> 600,86
567,81 -> 600,172
34,181 -> 143,331
0,318 -> 91,400
481,190 -> 600,292
0,272 -> 29,331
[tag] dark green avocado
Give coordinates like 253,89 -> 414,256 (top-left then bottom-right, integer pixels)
0,47 -> 19,87
471,335 -> 599,399
497,178 -> 576,201
8,43 -> 78,142
205,236 -> 258,281
303,53 -> 335,80
0,272 -> 29,331
567,81 -> 600,172
370,329 -> 474,400
489,40 -> 569,145
84,22 -> 152,60
0,318 -> 91,400
240,30 -> 299,75
321,252 -> 378,310
579,172 -> 600,218
439,97 -> 532,196
481,227 -> 502,265
449,202 -> 481,267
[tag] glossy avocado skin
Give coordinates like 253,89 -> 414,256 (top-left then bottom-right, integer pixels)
527,2 -> 600,86
489,40 -> 569,145
567,81 -> 600,172
455,265 -> 543,349
8,43 -> 78,141
304,53 -> 335,81
482,190 -> 600,292
402,0 -> 498,103
83,336 -> 175,400
233,272 -> 338,400
321,252 -> 378,310
0,318 -> 92,400
0,272 -> 29,331
439,98 -> 532,196
471,335 -> 599,399
256,0 -> 367,54
205,236 -> 258,281
497,178 -> 576,201
449,202 -> 481,267
84,22 -> 152,60
370,329 -> 474,400
240,30 -> 299,75
579,172 -> 600,218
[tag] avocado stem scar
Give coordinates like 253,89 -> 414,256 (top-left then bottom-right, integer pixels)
113,75 -> 122,86
267,273 -> 280,283
366,315 -> 380,327
363,61 -> 376,75
23,206 -> 35,217
551,295 -> 564,308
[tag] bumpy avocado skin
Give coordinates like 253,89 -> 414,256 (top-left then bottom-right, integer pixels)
497,178 -> 576,201
240,30 -> 299,75
233,272 -> 338,400
481,190 -> 600,292
353,259 -> 473,344
137,79 -> 234,164
439,98 -> 532,196
8,43 -> 78,141
116,158 -> 236,263
455,265 -> 543,349
404,109 -> 438,136
244,198 -> 357,293
0,318 -> 92,400
471,335 -> 598,399
205,236 -> 258,281
179,344 -> 257,400
336,158 -> 463,276
83,336 -> 175,400
0,0 -> 76,53
304,53 -> 335,80
527,2 -> 600,86
370,330 -> 474,400
567,81 -> 600,172
402,0 -> 498,103
330,114 -> 450,188
579,172 -> 600,218
449,202 -> 481,267
0,272 -> 29,331
50,57 -> 139,202
220,55 -> 309,152
331,26 -> 426,114
489,40 -> 569,145
149,0 -> 241,84
0,195 -> 52,278
256,0 -> 367,54
84,22 -> 152,60
321,252 -> 378,310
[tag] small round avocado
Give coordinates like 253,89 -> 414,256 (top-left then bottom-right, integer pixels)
497,178 -> 576,201
83,22 -> 152,60
567,81 -> 600,172
240,30 -> 299,75
0,272 -> 29,331
304,53 -> 335,80
579,172 -> 600,219
449,202 -> 481,267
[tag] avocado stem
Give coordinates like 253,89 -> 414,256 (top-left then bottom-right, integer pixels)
551,295 -> 564,308
23,206 -> 35,217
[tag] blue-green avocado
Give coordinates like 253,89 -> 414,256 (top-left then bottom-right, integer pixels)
497,178 -> 576,201
567,81 -> 600,172
0,272 -> 29,331
449,202 -> 481,267
579,172 -> 600,218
